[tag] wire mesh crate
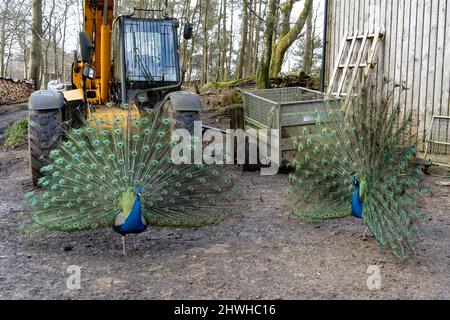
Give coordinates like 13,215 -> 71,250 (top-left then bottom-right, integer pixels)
243,87 -> 340,167
424,115 -> 450,168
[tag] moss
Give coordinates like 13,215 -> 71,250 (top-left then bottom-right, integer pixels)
4,117 -> 28,147
202,77 -> 257,91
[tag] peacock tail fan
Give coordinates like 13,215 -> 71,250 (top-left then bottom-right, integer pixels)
22,111 -> 244,235
288,80 -> 427,258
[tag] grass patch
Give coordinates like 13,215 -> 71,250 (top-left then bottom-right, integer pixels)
4,117 -> 28,147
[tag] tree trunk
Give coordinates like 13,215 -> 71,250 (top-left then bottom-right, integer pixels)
256,0 -> 278,89
215,0 -> 223,82
180,0 -> 194,83
247,0 -> 254,75
269,0 -> 313,77
253,0 -> 263,75
302,5 -> 313,74
200,0 -> 210,85
0,0 -> 12,78
186,0 -> 201,83
236,0 -> 248,79
30,0 -> 43,90
61,1 -> 69,81
226,0 -> 234,79
220,0 -> 227,80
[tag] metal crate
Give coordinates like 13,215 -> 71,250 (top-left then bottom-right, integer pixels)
243,87 -> 340,167
424,115 -> 450,168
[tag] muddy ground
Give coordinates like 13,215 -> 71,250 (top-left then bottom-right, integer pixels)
1,103 -> 450,300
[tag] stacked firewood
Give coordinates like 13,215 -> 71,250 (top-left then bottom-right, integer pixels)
0,78 -> 33,105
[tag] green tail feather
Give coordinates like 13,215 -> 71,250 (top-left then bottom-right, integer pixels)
24,113 -> 243,234
289,81 -> 427,258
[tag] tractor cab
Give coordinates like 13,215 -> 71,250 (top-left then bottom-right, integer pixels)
111,16 -> 191,108
27,3 -> 200,185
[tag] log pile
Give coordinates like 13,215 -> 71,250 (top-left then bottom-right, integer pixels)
199,71 -> 320,91
0,78 -> 33,105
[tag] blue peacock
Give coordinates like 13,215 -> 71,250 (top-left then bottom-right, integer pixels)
289,82 -> 427,258
23,112 -> 242,255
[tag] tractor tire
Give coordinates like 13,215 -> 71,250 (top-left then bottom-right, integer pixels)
173,111 -> 200,134
29,109 -> 62,185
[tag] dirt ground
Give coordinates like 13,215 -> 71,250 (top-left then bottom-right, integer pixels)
1,104 -> 450,300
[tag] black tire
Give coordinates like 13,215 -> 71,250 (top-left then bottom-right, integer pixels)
160,99 -> 201,134
173,111 -> 200,134
29,109 -> 62,185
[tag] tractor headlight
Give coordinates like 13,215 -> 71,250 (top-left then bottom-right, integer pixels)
83,66 -> 95,80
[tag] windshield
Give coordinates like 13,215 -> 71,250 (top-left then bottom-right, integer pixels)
123,19 -> 179,83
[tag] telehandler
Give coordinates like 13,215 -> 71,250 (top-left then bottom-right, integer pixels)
28,0 -> 201,184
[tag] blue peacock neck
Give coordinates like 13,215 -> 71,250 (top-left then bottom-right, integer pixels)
351,179 -> 364,219
113,188 -> 148,236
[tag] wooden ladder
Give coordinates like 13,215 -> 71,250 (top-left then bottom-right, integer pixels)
327,27 -> 385,107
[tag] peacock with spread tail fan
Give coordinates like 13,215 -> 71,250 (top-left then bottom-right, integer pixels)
23,113 -> 242,255
289,82 -> 427,258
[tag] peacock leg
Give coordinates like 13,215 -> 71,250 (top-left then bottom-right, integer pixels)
133,234 -> 138,251
122,236 -> 127,256
363,227 -> 369,238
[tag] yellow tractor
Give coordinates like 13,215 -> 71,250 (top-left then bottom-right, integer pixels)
28,0 -> 201,184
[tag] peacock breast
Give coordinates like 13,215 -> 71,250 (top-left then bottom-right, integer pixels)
113,196 -> 148,236
351,187 -> 364,219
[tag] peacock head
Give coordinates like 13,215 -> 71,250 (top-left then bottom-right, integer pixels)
350,174 -> 368,201
350,172 -> 359,188
118,187 -> 142,216
118,189 -> 135,217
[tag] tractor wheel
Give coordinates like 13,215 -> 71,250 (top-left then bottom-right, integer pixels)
28,109 -> 62,185
173,111 -> 200,134
160,99 -> 200,134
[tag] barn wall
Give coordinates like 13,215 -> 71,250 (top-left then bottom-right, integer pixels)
325,0 -> 450,151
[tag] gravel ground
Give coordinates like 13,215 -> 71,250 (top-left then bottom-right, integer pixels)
1,105 -> 450,300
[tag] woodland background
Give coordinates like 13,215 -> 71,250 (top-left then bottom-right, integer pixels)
1,0 -> 323,89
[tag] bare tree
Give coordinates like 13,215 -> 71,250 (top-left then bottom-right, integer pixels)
200,0 -> 210,85
236,0 -> 248,79
302,4 -> 313,74
270,0 -> 313,76
256,0 -> 278,89
30,0 -> 42,90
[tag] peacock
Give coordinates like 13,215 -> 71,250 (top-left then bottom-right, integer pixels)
289,82 -> 427,258
23,108 -> 242,255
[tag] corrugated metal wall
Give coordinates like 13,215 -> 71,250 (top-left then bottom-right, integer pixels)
325,0 -> 450,151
